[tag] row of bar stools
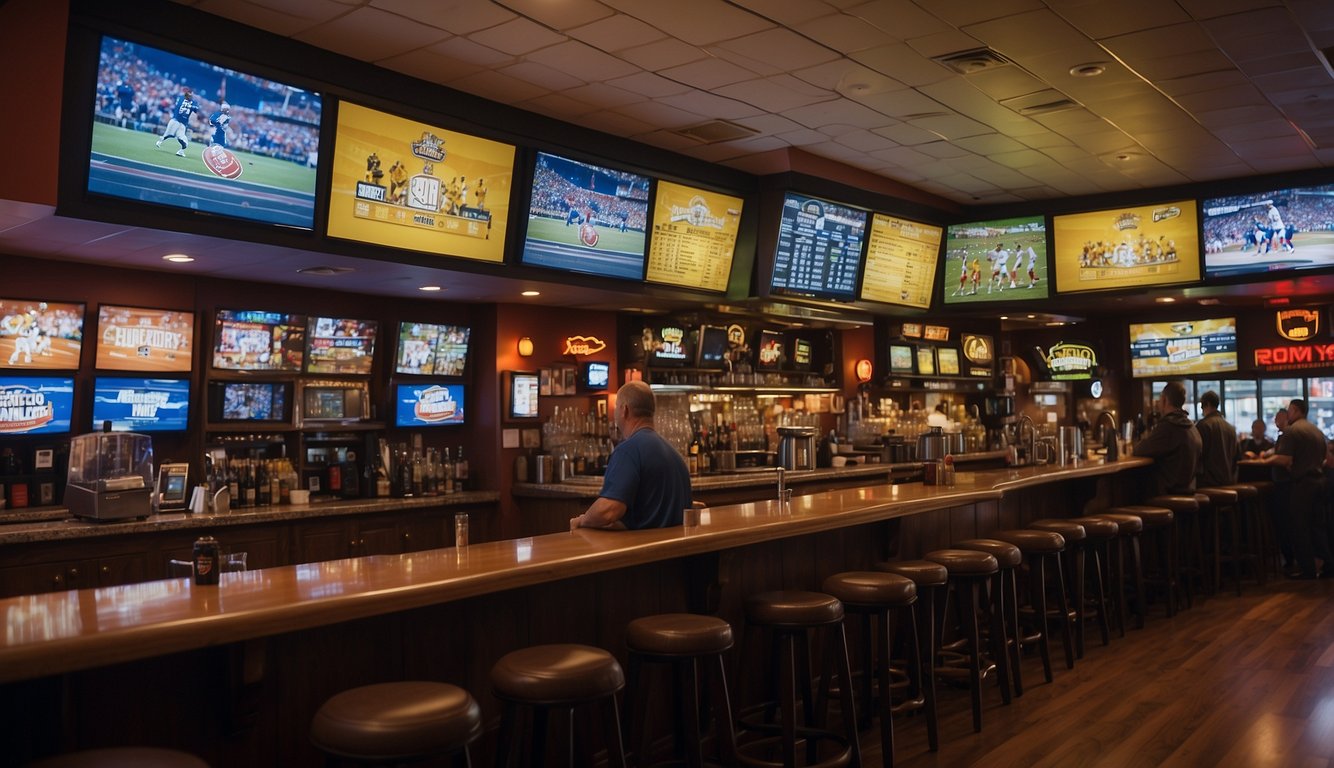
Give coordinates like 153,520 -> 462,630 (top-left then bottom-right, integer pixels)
1095,512 -> 1147,633
1029,519 -> 1099,659
992,530 -> 1075,678
1196,487 -> 1240,596
951,539 -> 1022,699
310,681 -> 482,766
874,560 -> 945,752
1064,516 -> 1119,650
1219,483 -> 1269,590
922,549 -> 1001,733
1112,505 -> 1177,617
1150,495 -> 1202,608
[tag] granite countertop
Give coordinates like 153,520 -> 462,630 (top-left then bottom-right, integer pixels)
0,491 -> 499,545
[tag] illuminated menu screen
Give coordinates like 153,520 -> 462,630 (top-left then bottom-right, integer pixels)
1129,317 -> 1237,379
646,181 -> 743,292
1054,200 -> 1201,293
860,214 -> 942,309
770,193 -> 867,301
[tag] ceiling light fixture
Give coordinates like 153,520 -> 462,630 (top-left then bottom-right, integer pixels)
162,253 -> 194,263
1156,297 -> 1176,303
1069,62 -> 1107,77
419,285 -> 443,292
521,290 -> 541,297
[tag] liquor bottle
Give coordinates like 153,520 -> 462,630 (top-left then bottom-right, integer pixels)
374,452 -> 390,498
227,459 -> 239,504
328,455 -> 342,496
269,459 -> 281,504
257,460 -> 271,506
411,448 -> 423,497
398,444 -> 412,497
343,451 -> 360,498
442,447 -> 455,494
456,446 -> 469,491
279,460 -> 291,504
688,432 -> 700,476
243,460 -> 256,507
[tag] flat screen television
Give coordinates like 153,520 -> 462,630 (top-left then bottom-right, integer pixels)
394,382 -> 464,427
91,377 -> 190,432
1202,184 -> 1334,278
212,309 -> 305,372
95,304 -> 194,372
505,372 -> 540,420
941,216 -> 1048,304
860,213 -> 942,309
1053,200 -> 1201,293
299,380 -> 370,422
326,100 -> 514,262
769,192 -> 867,302
1129,317 -> 1238,379
304,316 -> 377,376
696,325 -> 730,370
207,380 -> 293,423
0,299 -> 85,371
790,338 -> 813,371
645,180 -> 743,292
889,344 -> 914,375
916,347 -> 936,377
395,322 -> 469,377
755,330 -> 785,371
644,324 -> 690,368
582,361 -> 610,391
520,151 -> 651,280
89,35 -> 321,229
936,347 -> 960,376
0,377 -> 75,435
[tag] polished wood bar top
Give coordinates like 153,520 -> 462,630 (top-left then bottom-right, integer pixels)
0,457 -> 1148,684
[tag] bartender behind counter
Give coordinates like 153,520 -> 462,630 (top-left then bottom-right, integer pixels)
571,381 -> 692,531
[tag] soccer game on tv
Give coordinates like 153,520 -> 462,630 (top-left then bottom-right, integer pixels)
89,35 -> 321,228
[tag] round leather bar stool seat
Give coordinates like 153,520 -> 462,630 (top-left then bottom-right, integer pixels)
822,571 -> 917,607
1029,519 -> 1088,543
1067,516 -> 1119,540
28,749 -> 209,768
1147,495 -> 1199,514
1098,512 -> 1145,534
1112,506 -> 1174,529
1197,487 -> 1240,506
924,549 -> 999,576
1219,483 -> 1260,500
310,681 -> 481,762
1243,480 -> 1273,495
954,539 -> 1023,568
744,590 -> 844,627
492,644 -> 625,705
992,529 -> 1066,555
626,613 -> 734,657
874,559 -> 948,587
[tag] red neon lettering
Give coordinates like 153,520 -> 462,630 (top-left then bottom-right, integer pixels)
1255,349 -> 1272,366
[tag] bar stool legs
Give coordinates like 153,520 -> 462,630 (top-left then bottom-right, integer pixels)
874,560 -> 946,752
923,549 -> 1001,733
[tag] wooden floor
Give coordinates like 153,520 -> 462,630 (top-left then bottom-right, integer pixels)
859,577 -> 1334,768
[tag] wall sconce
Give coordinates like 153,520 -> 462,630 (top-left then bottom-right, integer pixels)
518,337 -> 534,357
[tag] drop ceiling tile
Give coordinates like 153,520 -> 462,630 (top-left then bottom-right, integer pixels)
872,122 -> 943,146
468,16 -> 567,56
563,82 -> 647,108
963,67 -> 1051,101
617,38 -> 709,71
1210,118 -> 1304,142
295,7 -> 450,60
1175,0 -> 1283,21
920,0 -> 1046,28
579,109 -> 659,136
1102,23 -> 1215,61
713,28 -> 841,71
614,99 -> 708,128
989,148 -> 1059,169
216,0 -> 350,23
1050,0 -> 1190,39
516,92 -> 600,120
796,13 -> 898,54
777,126 -> 837,145
961,9 -> 1086,58
525,40 -> 641,81
1196,103 -> 1288,129
1234,51 -> 1326,78
952,133 -> 1029,154
1017,130 -> 1076,149
851,43 -> 955,87
781,98 -> 898,129
851,88 -> 951,119
659,57 -> 761,90
833,128 -> 899,152
1154,69 -> 1252,97
656,90 -> 766,120
425,36 -> 516,68
915,141 -> 976,159
727,0 -> 836,25
499,61 -> 585,91
729,112 -> 808,135
600,0 -> 775,46
380,47 -> 486,85
370,0 -> 517,34
1202,6 -> 1305,42
606,72 -> 693,99
848,0 -> 950,38
721,134 -> 797,153
494,0 -> 614,30
1251,66 -> 1334,94
447,68 -> 552,104
904,29 -> 986,58
680,142 -> 753,163
1182,162 -> 1260,181
906,113 -> 992,140
633,129 -> 707,152
870,145 -> 936,167
815,122 -> 864,138
713,76 -> 838,113
1172,83 -> 1268,113
567,13 -> 666,52
1118,49 -> 1236,82
192,0 -> 319,36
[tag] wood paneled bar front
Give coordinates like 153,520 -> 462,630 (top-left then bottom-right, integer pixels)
0,458 -> 1150,766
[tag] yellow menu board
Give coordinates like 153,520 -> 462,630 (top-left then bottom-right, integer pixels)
646,180 -> 743,292
326,101 -> 514,262
860,213 -> 943,308
1053,200 -> 1200,293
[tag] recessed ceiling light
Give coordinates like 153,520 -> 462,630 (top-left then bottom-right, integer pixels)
1156,297 -> 1176,303
162,253 -> 194,263
1026,314 -> 1036,319
1069,62 -> 1107,77
419,285 -> 443,292
521,290 -> 541,297
999,316 -> 1009,320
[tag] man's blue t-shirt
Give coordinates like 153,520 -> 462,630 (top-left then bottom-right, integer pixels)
598,427 -> 691,529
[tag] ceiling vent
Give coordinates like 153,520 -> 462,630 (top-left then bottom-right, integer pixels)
999,89 -> 1082,116
932,48 -> 1012,75
672,119 -> 760,145
297,266 -> 354,276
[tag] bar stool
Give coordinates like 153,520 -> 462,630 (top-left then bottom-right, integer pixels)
1028,519 -> 1092,659
1236,480 -> 1280,578
821,571 -> 918,768
737,591 -> 861,768
1112,505 -> 1177,617
492,644 -> 628,768
1196,487 -> 1240,596
310,681 -> 482,766
922,549 -> 999,733
1218,483 -> 1268,589
1095,512 -> 1147,633
989,530 -> 1074,679
625,613 -> 738,768
1063,516 -> 1118,650
950,539 -> 1022,700
27,749 -> 208,768
873,560 -> 945,752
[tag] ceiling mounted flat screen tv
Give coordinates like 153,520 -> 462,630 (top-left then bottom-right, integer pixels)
96,304 -> 194,372
521,151 -> 650,280
0,299 -> 85,371
1202,184 -> 1334,278
1053,200 -> 1201,294
91,377 -> 190,432
89,35 -> 321,229
326,101 -> 514,262
394,382 -> 464,427
860,214 -> 942,309
770,192 -> 867,302
304,316 -> 377,376
941,216 -> 1048,304
395,322 -> 469,377
1129,317 -> 1237,379
0,377 -> 75,435
646,180 -> 743,292
212,309 -> 305,372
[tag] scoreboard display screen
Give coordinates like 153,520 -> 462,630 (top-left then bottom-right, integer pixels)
770,192 -> 867,302
645,180 -> 742,292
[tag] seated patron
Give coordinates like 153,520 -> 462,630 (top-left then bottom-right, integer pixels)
1239,418 -> 1275,459
1131,381 -> 1202,496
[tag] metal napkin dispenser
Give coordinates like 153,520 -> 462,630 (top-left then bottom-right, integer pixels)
65,431 -> 154,521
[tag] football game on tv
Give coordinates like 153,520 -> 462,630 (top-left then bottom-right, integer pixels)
96,304 -> 194,373
942,216 -> 1049,304
1203,184 -> 1334,278
89,35 -> 321,228
0,299 -> 85,371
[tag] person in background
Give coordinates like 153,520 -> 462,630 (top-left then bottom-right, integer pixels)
1196,390 -> 1237,487
1131,381 -> 1201,496
927,402 -> 951,429
1262,399 -> 1330,578
1239,418 -> 1274,459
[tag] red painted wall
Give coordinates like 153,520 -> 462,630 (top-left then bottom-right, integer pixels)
0,0 -> 66,205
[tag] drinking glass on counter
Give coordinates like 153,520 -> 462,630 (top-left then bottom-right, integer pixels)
454,512 -> 469,547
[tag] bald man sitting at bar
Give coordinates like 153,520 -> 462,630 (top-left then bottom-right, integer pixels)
571,380 -> 692,531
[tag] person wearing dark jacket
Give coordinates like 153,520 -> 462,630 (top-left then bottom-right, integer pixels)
1195,390 -> 1237,487
1262,398 -> 1331,578
1132,381 -> 1202,496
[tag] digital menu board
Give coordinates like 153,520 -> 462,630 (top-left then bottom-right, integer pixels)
395,323 -> 469,377
942,216 -> 1048,304
0,299 -> 85,370
1054,200 -> 1201,293
1129,317 -> 1237,378
212,310 -> 305,371
91,377 -> 190,432
96,305 -> 193,372
394,383 -> 464,427
0,377 -> 74,435
305,317 -> 377,376
521,152 -> 650,280
89,36 -> 321,229
645,180 -> 743,292
1202,184 -> 1334,278
770,192 -> 867,302
326,101 -> 514,262
860,214 -> 942,309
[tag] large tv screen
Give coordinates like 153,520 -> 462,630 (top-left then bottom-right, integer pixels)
645,180 -> 743,292
1202,184 -> 1334,278
212,309 -> 305,372
0,377 -> 75,435
89,36 -> 321,228
326,101 -> 514,262
942,216 -> 1048,304
395,322 -> 469,377
1053,200 -> 1201,293
0,299 -> 85,370
1129,317 -> 1237,379
91,377 -> 191,432
96,304 -> 194,372
521,151 -> 650,280
770,192 -> 867,302
394,382 -> 465,427
860,214 -> 942,309
304,316 -> 377,376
